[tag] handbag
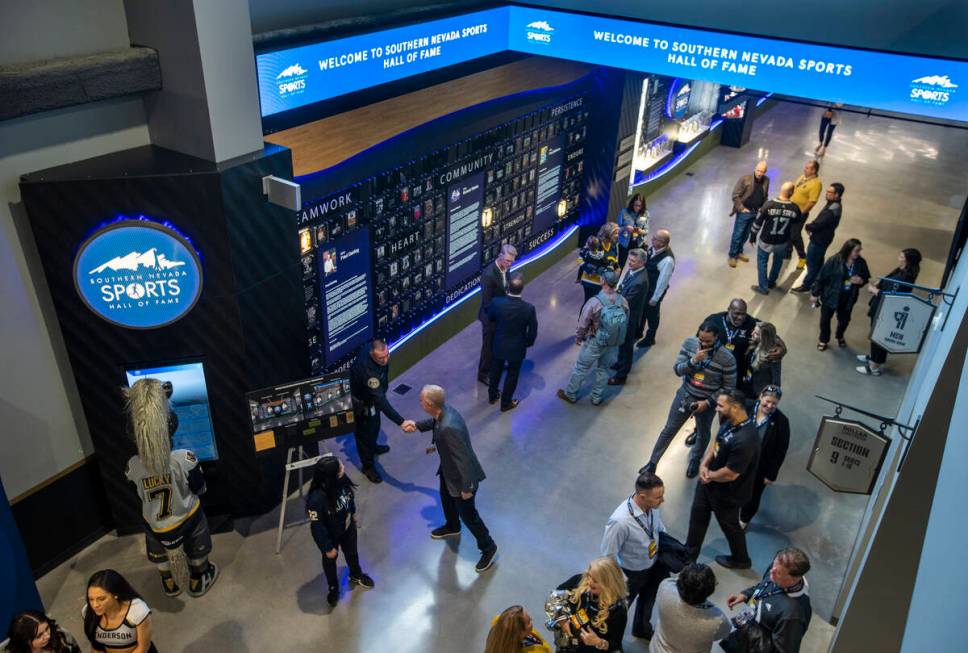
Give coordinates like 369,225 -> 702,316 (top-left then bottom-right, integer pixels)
719,619 -> 774,653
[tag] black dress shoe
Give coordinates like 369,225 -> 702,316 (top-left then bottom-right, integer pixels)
607,377 -> 626,386
362,467 -> 383,484
374,444 -> 390,455
500,399 -> 519,412
478,376 -> 490,386
791,285 -> 810,293
636,338 -> 655,348
632,625 -> 654,640
327,586 -> 339,606
638,462 -> 656,475
488,395 -> 499,405
715,555 -> 752,570
686,460 -> 700,479
684,431 -> 697,446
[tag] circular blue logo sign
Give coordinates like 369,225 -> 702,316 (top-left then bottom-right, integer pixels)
73,220 -> 203,329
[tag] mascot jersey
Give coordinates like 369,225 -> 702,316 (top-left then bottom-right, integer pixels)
125,450 -> 204,533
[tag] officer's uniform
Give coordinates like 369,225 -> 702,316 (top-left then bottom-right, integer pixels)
349,346 -> 406,471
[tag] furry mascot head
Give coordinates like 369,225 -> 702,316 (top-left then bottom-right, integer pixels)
123,378 -> 173,476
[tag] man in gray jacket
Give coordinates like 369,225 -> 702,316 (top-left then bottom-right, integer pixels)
640,321 -> 737,479
416,384 -> 498,572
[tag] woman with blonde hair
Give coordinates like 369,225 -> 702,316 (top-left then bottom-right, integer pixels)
553,557 -> 628,652
484,605 -> 551,653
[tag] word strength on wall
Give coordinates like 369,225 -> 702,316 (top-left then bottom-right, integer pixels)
257,8 -> 507,116
256,6 -> 967,122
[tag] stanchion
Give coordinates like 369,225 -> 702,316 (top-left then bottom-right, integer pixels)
274,445 -> 332,554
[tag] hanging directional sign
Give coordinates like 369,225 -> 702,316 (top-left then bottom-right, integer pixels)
808,417 -> 891,495
870,292 -> 936,354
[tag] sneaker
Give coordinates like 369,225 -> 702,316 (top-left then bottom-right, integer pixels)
736,253 -> 750,262
160,573 -> 182,597
327,586 -> 340,606
475,545 -> 498,573
362,466 -> 383,484
188,562 -> 219,597
349,573 -> 375,589
739,520 -> 749,530
686,460 -> 700,479
715,555 -> 752,570
590,398 -> 603,406
728,258 -> 737,268
374,444 -> 390,455
796,258 -> 807,270
856,364 -> 882,376
431,525 -> 461,539
556,388 -> 577,404
791,285 -> 810,293
750,285 -> 769,295
856,354 -> 870,363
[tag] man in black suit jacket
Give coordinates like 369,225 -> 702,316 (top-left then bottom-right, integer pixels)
415,385 -> 498,573
485,272 -> 538,412
740,386 -> 790,527
610,248 -> 651,385
478,244 -> 517,384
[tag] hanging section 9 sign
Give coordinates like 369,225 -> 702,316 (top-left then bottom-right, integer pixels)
73,220 -> 204,329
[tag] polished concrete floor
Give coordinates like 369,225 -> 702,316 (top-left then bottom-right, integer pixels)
38,102 -> 968,652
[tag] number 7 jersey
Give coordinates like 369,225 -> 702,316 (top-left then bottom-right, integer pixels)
125,450 -> 205,533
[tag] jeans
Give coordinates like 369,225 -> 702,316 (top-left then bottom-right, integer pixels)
728,212 -> 756,258
686,483 -> 750,564
489,358 -> 522,408
624,565 -> 666,636
440,475 -> 495,552
819,118 -> 837,147
756,246 -> 785,290
321,523 -> 363,588
647,385 -> 716,467
801,241 -> 828,289
819,302 -> 853,343
564,339 -> 618,403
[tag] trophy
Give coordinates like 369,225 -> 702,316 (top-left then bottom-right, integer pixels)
544,590 -> 580,652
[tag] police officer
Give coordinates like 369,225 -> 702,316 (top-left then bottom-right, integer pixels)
349,339 -> 416,483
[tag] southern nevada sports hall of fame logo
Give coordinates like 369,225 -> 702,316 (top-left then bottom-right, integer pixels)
525,20 -> 554,44
276,63 -> 308,98
74,219 -> 203,329
909,74 -> 957,107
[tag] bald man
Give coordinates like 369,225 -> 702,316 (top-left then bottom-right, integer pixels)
749,182 -> 801,294
636,230 -> 676,348
728,161 -> 770,267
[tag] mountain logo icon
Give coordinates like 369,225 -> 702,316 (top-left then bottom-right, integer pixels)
526,21 -> 554,32
89,248 -> 186,274
277,64 -> 308,79
911,75 -> 957,88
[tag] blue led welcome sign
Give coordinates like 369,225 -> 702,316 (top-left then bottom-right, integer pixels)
74,220 -> 203,329
255,5 -> 968,123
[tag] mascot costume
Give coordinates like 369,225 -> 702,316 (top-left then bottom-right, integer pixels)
123,378 -> 219,597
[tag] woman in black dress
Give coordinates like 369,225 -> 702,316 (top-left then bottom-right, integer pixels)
856,248 -> 922,376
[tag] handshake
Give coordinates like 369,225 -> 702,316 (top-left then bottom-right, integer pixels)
401,420 -> 418,433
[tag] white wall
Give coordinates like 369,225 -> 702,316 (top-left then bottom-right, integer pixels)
0,1 -> 151,500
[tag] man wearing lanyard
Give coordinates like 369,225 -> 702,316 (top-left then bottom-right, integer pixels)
685,389 -> 759,570
726,548 -> 812,652
601,472 -> 667,641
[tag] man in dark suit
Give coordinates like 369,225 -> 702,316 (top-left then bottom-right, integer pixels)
610,248 -> 651,385
478,244 -> 517,384
416,385 -> 498,572
485,272 -> 537,412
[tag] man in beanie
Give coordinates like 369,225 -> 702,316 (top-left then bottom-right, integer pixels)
557,269 -> 629,405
